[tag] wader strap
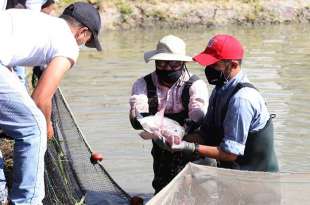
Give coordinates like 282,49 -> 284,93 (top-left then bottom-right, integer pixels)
203,82 -> 258,145
221,82 -> 257,123
144,74 -> 199,116
144,74 -> 158,114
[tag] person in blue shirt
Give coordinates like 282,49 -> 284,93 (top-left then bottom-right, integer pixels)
171,34 -> 279,172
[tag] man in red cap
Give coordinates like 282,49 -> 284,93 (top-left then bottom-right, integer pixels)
171,34 -> 279,172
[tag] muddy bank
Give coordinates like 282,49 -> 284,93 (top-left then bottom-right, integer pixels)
91,0 -> 310,30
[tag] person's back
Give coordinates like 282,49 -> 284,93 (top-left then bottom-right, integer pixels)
1,0 -> 54,87
0,9 -> 79,68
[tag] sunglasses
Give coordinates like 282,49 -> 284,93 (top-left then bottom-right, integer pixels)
155,60 -> 183,69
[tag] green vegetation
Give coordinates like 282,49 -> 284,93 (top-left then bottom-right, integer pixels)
114,0 -> 133,17
22,0 -> 310,32
244,0 -> 264,23
147,10 -> 168,21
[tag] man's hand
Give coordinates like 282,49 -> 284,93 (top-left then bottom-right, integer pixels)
32,57 -> 71,139
171,141 -> 197,154
47,121 -> 54,140
129,95 -> 148,113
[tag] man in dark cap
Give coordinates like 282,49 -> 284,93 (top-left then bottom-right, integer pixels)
0,2 -> 102,204
170,34 -> 279,172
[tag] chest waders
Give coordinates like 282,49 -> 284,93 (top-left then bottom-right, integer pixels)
144,74 -> 200,194
203,82 -> 279,172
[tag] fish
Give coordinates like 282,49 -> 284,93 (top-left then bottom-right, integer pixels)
137,114 -> 185,142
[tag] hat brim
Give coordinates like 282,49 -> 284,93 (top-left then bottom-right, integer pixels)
85,34 -> 102,51
193,52 -> 220,66
144,50 -> 192,63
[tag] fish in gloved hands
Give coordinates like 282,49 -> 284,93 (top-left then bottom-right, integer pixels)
137,112 -> 185,151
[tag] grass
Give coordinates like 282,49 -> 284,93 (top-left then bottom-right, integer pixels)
115,0 -> 133,16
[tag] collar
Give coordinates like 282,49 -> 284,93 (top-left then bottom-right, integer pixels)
215,70 -> 245,92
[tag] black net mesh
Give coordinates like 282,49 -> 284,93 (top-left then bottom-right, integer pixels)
44,88 -> 132,205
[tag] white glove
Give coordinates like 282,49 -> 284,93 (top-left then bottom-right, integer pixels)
171,141 -> 196,153
129,95 -> 148,109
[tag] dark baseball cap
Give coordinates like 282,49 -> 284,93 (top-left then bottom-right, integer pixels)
63,2 -> 102,51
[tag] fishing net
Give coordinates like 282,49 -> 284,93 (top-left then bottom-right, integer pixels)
44,88 -> 132,205
147,162 -> 310,205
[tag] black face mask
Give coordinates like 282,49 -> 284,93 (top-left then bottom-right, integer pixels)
204,65 -> 228,86
156,69 -> 183,84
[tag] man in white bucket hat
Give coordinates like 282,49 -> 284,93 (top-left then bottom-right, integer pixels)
129,35 -> 209,194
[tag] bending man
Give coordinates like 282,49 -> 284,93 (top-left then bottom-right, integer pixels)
0,2 -> 102,204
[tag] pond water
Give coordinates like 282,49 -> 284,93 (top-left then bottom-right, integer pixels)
60,24 -> 310,197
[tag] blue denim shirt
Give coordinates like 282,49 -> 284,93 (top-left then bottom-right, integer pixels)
206,70 -> 270,155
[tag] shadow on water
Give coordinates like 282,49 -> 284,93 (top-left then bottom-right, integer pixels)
60,24 -> 310,199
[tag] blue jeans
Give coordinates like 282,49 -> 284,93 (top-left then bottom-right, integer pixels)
0,64 -> 47,205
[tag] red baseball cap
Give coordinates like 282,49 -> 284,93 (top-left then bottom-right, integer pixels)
193,34 -> 244,66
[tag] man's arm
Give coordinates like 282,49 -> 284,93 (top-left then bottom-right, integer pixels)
183,80 -> 209,134
0,0 -> 7,10
197,144 -> 237,161
171,141 -> 238,161
173,94 -> 255,161
187,79 -> 209,123
31,56 -> 73,138
129,78 -> 149,130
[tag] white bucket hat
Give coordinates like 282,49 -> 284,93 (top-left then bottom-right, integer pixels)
144,35 -> 193,63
